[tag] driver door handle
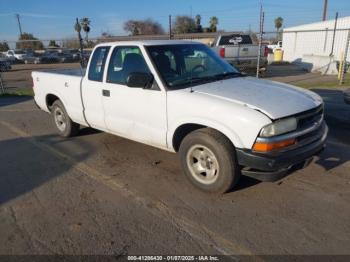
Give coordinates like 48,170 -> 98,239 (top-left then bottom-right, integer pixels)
102,89 -> 110,97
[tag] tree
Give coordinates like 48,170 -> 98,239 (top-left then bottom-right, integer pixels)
173,16 -> 196,34
195,14 -> 202,33
74,19 -> 81,34
48,40 -> 59,47
123,19 -> 164,35
16,33 -> 44,50
274,17 -> 284,41
209,16 -> 219,32
80,17 -> 91,42
0,42 -> 9,52
74,18 -> 83,49
101,32 -> 112,38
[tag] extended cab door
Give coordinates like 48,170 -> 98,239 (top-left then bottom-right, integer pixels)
102,46 -> 167,148
81,46 -> 110,130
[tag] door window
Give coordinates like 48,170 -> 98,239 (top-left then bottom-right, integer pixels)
107,46 -> 150,85
88,46 -> 110,82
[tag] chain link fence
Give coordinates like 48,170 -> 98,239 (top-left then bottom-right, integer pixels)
1,14 -> 350,95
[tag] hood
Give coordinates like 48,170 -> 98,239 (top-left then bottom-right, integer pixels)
191,77 -> 322,119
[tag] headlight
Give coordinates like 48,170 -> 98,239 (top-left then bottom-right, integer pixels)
260,117 -> 297,137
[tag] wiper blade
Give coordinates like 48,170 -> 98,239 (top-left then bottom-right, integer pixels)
172,72 -> 242,87
213,72 -> 242,80
189,76 -> 217,83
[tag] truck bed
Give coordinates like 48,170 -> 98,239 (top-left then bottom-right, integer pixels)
35,68 -> 86,76
32,69 -> 87,126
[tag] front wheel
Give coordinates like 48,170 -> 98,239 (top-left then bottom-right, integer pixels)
51,100 -> 80,137
179,128 -> 240,194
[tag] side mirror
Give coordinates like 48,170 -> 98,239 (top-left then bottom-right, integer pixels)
126,72 -> 153,88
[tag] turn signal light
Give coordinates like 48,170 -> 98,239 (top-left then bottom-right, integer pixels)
253,138 -> 296,152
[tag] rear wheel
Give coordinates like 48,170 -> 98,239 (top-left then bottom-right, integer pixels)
179,128 -> 240,193
51,100 -> 80,137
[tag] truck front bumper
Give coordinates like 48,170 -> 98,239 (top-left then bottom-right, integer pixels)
236,123 -> 328,182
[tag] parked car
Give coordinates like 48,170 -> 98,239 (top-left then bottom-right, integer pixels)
344,89 -> 350,104
212,34 -> 268,71
0,60 -> 11,72
57,53 -> 75,63
40,52 -> 60,64
69,49 -> 81,61
6,49 -> 28,62
32,40 -> 327,193
24,53 -> 43,64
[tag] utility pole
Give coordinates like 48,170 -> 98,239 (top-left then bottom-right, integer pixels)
322,0 -> 328,21
340,29 -> 350,84
330,12 -> 338,56
256,4 -> 264,78
15,14 -> 23,37
169,15 -> 172,39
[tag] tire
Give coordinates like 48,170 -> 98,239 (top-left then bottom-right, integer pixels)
179,128 -> 240,194
51,100 -> 80,137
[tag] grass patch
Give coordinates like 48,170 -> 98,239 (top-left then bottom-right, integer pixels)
0,89 -> 34,97
293,76 -> 350,89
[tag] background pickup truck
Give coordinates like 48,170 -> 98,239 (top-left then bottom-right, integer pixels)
212,33 -> 268,72
33,40 -> 327,193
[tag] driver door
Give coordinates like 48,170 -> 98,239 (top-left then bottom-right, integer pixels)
102,46 -> 167,148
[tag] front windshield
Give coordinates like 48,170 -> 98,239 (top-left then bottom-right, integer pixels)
146,44 -> 240,89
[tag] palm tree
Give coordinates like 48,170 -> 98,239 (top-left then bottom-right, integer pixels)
209,16 -> 218,32
74,18 -> 84,65
74,18 -> 81,34
274,17 -> 284,41
195,14 -> 202,32
195,15 -> 201,26
80,17 -> 91,43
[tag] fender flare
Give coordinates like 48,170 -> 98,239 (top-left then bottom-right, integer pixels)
167,117 -> 244,150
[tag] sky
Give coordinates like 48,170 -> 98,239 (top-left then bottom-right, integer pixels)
0,0 -> 350,42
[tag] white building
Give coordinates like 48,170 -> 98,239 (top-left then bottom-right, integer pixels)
282,16 -> 350,74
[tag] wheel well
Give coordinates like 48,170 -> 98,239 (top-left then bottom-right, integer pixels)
172,124 -> 206,152
46,94 -> 59,111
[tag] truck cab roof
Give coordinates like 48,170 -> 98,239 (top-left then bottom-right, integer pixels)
95,40 -> 202,48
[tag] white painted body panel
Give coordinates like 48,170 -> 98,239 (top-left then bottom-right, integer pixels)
32,40 -> 323,153
32,69 -> 87,126
166,89 -> 271,149
191,77 -> 323,120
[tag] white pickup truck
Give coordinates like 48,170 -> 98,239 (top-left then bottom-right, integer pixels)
32,40 -> 328,193
212,34 -> 268,71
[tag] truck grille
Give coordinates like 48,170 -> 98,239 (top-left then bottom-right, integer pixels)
295,104 -> 325,146
297,105 -> 324,129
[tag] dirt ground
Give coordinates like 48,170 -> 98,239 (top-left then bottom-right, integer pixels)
0,63 -> 350,258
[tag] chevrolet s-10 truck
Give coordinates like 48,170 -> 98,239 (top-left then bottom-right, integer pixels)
32,40 -> 328,193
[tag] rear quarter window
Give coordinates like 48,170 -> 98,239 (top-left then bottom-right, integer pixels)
88,46 -> 110,82
218,35 -> 253,45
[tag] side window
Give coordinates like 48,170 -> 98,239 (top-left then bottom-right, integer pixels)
88,46 -> 110,82
107,46 -> 150,85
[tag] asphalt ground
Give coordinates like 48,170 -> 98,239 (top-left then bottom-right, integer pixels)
0,86 -> 350,258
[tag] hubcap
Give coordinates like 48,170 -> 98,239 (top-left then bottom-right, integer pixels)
54,107 -> 67,132
186,144 -> 219,185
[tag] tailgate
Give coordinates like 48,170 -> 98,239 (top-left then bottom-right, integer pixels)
224,45 -> 259,59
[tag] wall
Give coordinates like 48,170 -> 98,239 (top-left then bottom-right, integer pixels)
282,16 -> 350,74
